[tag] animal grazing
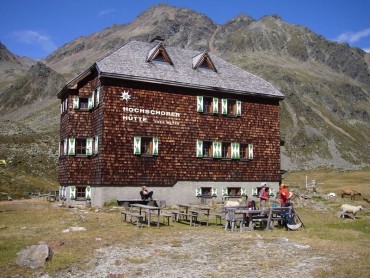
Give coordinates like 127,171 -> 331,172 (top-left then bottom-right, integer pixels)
223,198 -> 244,207
341,189 -> 361,200
363,196 -> 370,203
339,204 -> 363,219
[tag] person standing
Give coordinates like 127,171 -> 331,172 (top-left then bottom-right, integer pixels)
279,183 -> 291,207
259,182 -> 269,209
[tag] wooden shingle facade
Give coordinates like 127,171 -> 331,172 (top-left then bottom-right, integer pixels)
57,40 -> 284,207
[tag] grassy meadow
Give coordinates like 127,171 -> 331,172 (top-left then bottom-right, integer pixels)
0,169 -> 369,277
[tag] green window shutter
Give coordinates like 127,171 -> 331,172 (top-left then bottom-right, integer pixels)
236,100 -> 241,116
197,96 -> 203,112
86,138 -> 93,156
70,186 -> 76,200
73,96 -> 79,110
96,87 -> 100,106
134,137 -> 141,155
248,144 -> 254,160
211,187 -> 217,197
196,188 -> 202,197
88,96 -> 94,110
152,137 -> 159,156
196,140 -> 203,157
241,188 -> 247,197
68,138 -> 75,155
231,142 -> 240,159
213,97 -> 219,114
252,187 -> 258,197
94,136 -> 99,154
221,99 -> 228,115
213,141 -> 221,158
269,188 -> 275,197
86,186 -> 92,200
222,188 -> 228,196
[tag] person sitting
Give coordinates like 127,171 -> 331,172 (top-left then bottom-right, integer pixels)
140,186 -> 153,200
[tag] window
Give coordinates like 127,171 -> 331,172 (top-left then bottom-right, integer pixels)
73,96 -> 94,110
59,139 -> 68,156
196,187 -> 217,197
66,137 -> 97,156
134,136 -> 159,156
76,186 -> 86,200
197,96 -> 219,114
222,142 -> 231,159
146,43 -> 174,65
221,99 -> 241,116
75,138 -> 86,155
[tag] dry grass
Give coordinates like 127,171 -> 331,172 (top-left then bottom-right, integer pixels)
0,170 -> 369,277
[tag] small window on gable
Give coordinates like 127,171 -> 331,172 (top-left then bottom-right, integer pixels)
192,51 -> 217,72
147,42 -> 173,65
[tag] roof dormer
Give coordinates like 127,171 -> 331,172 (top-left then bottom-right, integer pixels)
146,42 -> 173,65
192,51 -> 217,72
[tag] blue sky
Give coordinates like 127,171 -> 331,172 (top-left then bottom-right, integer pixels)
1,0 -> 370,59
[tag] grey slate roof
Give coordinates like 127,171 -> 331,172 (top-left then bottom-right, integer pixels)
89,41 -> 284,99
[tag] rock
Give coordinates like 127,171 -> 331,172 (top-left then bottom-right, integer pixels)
16,243 -> 52,269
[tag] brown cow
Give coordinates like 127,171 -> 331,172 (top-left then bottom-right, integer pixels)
341,189 -> 361,201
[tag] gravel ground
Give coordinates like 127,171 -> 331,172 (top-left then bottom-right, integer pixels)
44,229 -> 330,278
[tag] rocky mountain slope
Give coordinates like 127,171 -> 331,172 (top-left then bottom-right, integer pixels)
0,3 -> 369,197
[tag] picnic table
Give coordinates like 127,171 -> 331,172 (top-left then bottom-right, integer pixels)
172,204 -> 212,226
223,206 -> 293,231
130,204 -> 162,227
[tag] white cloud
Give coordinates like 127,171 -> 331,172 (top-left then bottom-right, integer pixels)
12,30 -> 57,53
335,27 -> 370,43
362,48 -> 370,53
98,9 -> 116,17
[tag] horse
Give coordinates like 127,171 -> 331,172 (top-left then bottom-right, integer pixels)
341,189 -> 361,201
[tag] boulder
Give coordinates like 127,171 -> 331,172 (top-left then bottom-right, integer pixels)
16,242 -> 52,268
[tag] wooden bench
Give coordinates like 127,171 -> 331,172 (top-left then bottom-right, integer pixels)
159,212 -> 172,226
208,213 -> 223,225
121,210 -> 144,228
171,211 -> 198,226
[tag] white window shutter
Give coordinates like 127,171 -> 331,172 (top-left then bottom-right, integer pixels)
252,187 -> 258,197
269,188 -> 275,197
88,97 -> 93,110
63,138 -> 68,155
86,138 -> 93,156
94,136 -> 99,154
231,142 -> 240,159
213,141 -> 221,158
196,188 -> 202,197
248,144 -> 254,160
196,140 -> 203,157
236,100 -> 241,116
86,186 -> 92,200
68,138 -> 75,155
134,137 -> 141,155
65,98 -> 68,111
152,137 -> 159,156
73,96 -> 79,110
222,188 -> 228,196
241,188 -> 247,197
60,103 -> 63,114
96,87 -> 100,106
197,96 -> 203,112
221,99 -> 228,115
211,188 -> 217,197
213,97 -> 219,114
70,186 -> 76,200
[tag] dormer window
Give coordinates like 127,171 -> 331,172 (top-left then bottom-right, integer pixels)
192,51 -> 217,72
147,42 -> 173,65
